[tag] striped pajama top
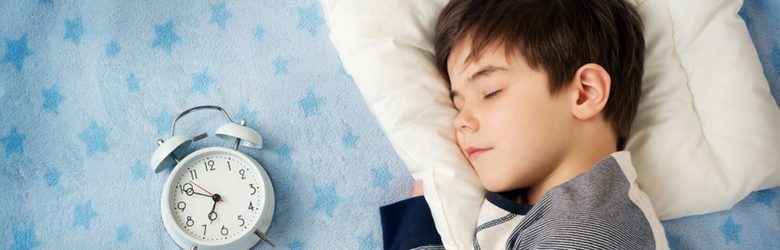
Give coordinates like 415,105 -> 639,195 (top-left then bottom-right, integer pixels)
380,151 -> 669,249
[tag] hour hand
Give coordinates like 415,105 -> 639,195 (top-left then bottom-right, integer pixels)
191,191 -> 211,198
182,185 -> 212,198
208,194 -> 221,224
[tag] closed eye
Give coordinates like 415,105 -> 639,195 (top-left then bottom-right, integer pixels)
484,89 -> 502,100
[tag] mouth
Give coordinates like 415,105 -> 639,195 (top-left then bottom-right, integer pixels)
465,147 -> 492,160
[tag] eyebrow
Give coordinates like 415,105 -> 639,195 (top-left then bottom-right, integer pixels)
468,65 -> 507,82
450,65 -> 507,99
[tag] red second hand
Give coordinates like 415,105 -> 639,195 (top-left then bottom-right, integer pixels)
189,181 -> 222,201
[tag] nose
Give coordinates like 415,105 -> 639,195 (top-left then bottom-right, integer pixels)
453,107 -> 478,133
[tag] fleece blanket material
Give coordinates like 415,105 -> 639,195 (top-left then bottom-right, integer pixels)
0,0 -> 778,249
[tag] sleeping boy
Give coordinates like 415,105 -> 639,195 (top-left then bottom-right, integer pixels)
380,0 -> 668,249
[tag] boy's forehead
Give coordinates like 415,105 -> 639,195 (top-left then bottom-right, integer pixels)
447,40 -> 519,79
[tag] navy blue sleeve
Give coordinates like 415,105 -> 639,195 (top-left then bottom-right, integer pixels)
380,196 -> 443,250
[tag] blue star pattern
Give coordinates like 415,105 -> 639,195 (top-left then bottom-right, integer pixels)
275,143 -> 293,163
719,216 -> 742,244
152,20 -> 181,54
42,86 -> 65,113
131,161 -> 146,181
371,167 -> 393,190
359,233 -> 379,250
73,201 -> 97,229
2,126 -> 26,157
342,129 -> 358,149
116,225 -> 133,242
253,26 -> 265,41
288,240 -> 305,250
106,40 -> 120,57
3,34 -> 33,72
44,168 -> 61,187
64,18 -> 85,45
210,2 -> 232,29
0,1 -> 775,249
297,3 -> 324,36
273,57 -> 288,74
754,189 -> 777,208
78,121 -> 109,156
314,183 -> 341,217
665,232 -> 682,250
298,90 -> 323,117
154,111 -> 172,136
11,224 -> 40,250
126,73 -> 140,92
192,70 -> 215,95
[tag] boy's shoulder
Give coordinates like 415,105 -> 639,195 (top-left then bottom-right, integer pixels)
547,151 -> 643,212
503,152 -> 666,249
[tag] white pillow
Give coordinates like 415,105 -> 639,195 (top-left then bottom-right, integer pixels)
321,1 -> 481,248
626,0 -> 780,219
322,0 -> 780,248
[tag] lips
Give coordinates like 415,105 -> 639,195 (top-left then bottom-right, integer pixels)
465,146 -> 492,159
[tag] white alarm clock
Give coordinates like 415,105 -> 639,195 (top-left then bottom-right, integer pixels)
150,105 -> 275,250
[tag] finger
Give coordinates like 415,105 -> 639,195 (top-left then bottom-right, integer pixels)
411,180 -> 424,197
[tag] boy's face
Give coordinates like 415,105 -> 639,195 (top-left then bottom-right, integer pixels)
449,43 -> 575,193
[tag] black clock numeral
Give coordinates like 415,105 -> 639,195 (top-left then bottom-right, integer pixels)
249,184 -> 257,195
189,169 -> 198,180
204,160 -> 215,172
178,183 -> 194,196
227,161 -> 232,171
186,216 -> 194,227
248,201 -> 254,211
202,224 -> 207,235
239,169 -> 246,180
177,201 -> 186,212
221,225 -> 229,236
237,215 -> 245,227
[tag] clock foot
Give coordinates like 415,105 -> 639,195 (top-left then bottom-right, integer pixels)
255,230 -> 275,247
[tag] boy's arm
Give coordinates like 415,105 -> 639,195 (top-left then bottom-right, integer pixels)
380,181 -> 444,250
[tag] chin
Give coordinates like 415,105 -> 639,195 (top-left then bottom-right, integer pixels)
478,174 -> 518,193
483,185 -> 510,193
473,161 -> 522,193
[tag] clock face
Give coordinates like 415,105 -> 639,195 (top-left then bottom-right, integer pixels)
166,149 -> 267,243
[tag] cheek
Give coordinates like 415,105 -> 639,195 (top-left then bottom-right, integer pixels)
483,103 -> 543,140
484,100 -> 564,161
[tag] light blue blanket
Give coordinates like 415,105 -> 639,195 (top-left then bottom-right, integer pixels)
0,0 -> 777,249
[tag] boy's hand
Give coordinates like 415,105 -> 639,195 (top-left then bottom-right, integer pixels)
411,180 -> 424,197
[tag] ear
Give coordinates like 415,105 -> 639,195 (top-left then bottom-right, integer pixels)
570,63 -> 611,120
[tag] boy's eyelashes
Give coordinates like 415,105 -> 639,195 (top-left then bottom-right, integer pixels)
451,88 -> 503,111
483,89 -> 503,100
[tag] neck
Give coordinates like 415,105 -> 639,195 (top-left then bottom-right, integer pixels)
526,121 -> 617,205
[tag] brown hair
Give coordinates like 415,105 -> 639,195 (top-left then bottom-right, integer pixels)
434,0 -> 645,149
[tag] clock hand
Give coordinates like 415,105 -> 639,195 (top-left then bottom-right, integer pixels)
208,194 -> 221,224
189,181 -> 214,196
191,191 -> 212,198
184,182 -> 220,200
